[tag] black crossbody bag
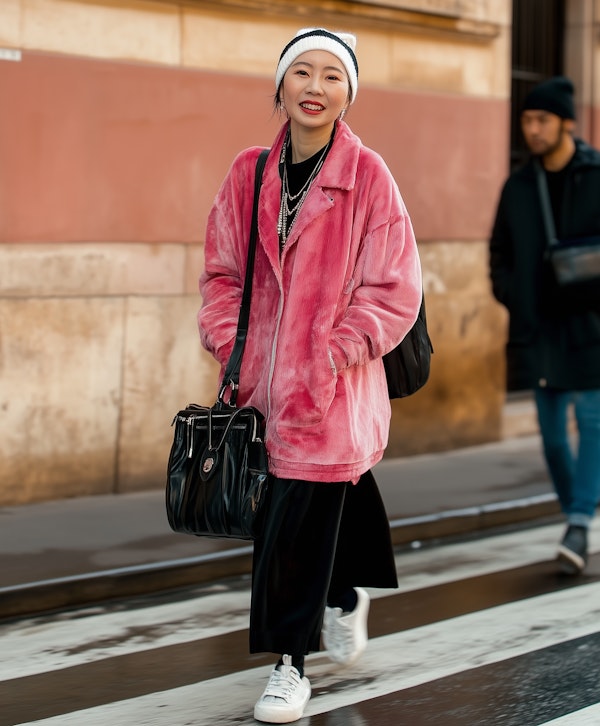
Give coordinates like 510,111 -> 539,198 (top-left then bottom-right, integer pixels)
534,158 -> 600,290
166,150 -> 270,540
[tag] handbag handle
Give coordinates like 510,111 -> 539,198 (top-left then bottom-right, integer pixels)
207,406 -> 261,452
533,158 -> 559,249
219,148 -> 270,405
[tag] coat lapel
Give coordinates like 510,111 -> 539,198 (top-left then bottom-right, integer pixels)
256,120 -> 362,270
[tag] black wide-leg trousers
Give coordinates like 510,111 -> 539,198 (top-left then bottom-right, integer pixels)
249,469 -> 398,656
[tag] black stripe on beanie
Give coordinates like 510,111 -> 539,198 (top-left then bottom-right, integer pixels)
278,29 -> 358,77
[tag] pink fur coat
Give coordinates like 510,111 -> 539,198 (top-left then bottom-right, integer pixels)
199,121 -> 422,483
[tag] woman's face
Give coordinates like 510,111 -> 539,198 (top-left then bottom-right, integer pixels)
281,50 -> 350,133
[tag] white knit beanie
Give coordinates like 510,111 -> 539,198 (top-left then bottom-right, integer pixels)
275,27 -> 358,104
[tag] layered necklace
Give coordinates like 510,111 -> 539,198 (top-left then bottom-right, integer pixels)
277,129 -> 333,249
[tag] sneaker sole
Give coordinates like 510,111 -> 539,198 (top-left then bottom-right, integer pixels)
254,682 -> 311,724
557,544 -> 585,575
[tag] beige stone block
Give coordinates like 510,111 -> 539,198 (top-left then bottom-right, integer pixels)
22,0 -> 180,64
0,297 -> 124,504
0,243 -> 187,297
0,0 -> 21,47
380,0 -> 509,25
390,33 -> 505,97
419,240 -> 493,296
116,295 -> 220,492
491,27 -> 511,99
182,10 -> 291,75
463,0 -> 512,25
355,30 -> 394,87
184,243 -> 204,296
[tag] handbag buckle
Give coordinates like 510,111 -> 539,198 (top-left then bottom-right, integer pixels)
218,380 -> 239,406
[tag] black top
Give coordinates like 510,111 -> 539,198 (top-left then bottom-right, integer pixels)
545,156 -> 574,236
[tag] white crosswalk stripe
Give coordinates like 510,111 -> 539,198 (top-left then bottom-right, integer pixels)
544,704 -> 600,725
3,519 -> 599,726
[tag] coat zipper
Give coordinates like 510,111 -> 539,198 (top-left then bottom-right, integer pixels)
267,281 -> 285,419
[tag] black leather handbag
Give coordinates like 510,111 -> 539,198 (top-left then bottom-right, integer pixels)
383,294 -> 433,399
166,149 -> 270,540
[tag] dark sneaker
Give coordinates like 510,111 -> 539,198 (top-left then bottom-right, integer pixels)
557,525 -> 588,575
254,655 -> 311,723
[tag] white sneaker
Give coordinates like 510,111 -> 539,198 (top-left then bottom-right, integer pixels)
322,587 -> 369,666
253,655 -> 311,724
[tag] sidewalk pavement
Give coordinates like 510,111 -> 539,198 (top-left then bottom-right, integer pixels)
0,433 -> 562,619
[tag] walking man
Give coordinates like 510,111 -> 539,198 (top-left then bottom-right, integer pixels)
489,76 -> 600,574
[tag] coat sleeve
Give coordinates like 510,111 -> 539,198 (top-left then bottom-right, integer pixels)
198,151 -> 255,367
328,162 -> 423,372
489,184 -> 514,310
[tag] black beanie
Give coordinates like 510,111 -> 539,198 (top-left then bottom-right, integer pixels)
522,76 -> 575,120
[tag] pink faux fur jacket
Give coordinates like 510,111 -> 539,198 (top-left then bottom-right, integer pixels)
198,120 -> 422,483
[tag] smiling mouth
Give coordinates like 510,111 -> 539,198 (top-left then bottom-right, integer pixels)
300,102 -> 324,111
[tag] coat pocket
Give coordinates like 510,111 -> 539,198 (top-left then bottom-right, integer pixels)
276,354 -> 338,427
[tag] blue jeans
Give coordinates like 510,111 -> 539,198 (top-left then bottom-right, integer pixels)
534,387 -> 600,526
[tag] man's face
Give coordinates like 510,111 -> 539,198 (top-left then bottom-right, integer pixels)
520,110 -> 570,157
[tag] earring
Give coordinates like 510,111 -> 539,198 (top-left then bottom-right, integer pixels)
339,108 -> 347,120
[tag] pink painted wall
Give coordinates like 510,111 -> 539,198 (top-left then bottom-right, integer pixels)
0,51 -> 509,245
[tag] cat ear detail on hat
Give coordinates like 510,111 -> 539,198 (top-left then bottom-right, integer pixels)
275,27 -> 359,104
331,31 -> 356,52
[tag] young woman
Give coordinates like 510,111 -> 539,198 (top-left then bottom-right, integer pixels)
198,27 -> 422,724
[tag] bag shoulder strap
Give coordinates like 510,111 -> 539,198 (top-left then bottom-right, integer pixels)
220,148 -> 269,403
533,158 -> 558,248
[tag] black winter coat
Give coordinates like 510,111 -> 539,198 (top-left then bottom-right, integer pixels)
489,139 -> 600,391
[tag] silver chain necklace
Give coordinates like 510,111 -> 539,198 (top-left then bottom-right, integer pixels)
277,132 -> 331,247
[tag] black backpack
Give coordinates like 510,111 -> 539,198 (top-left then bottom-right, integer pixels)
382,295 -> 433,398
